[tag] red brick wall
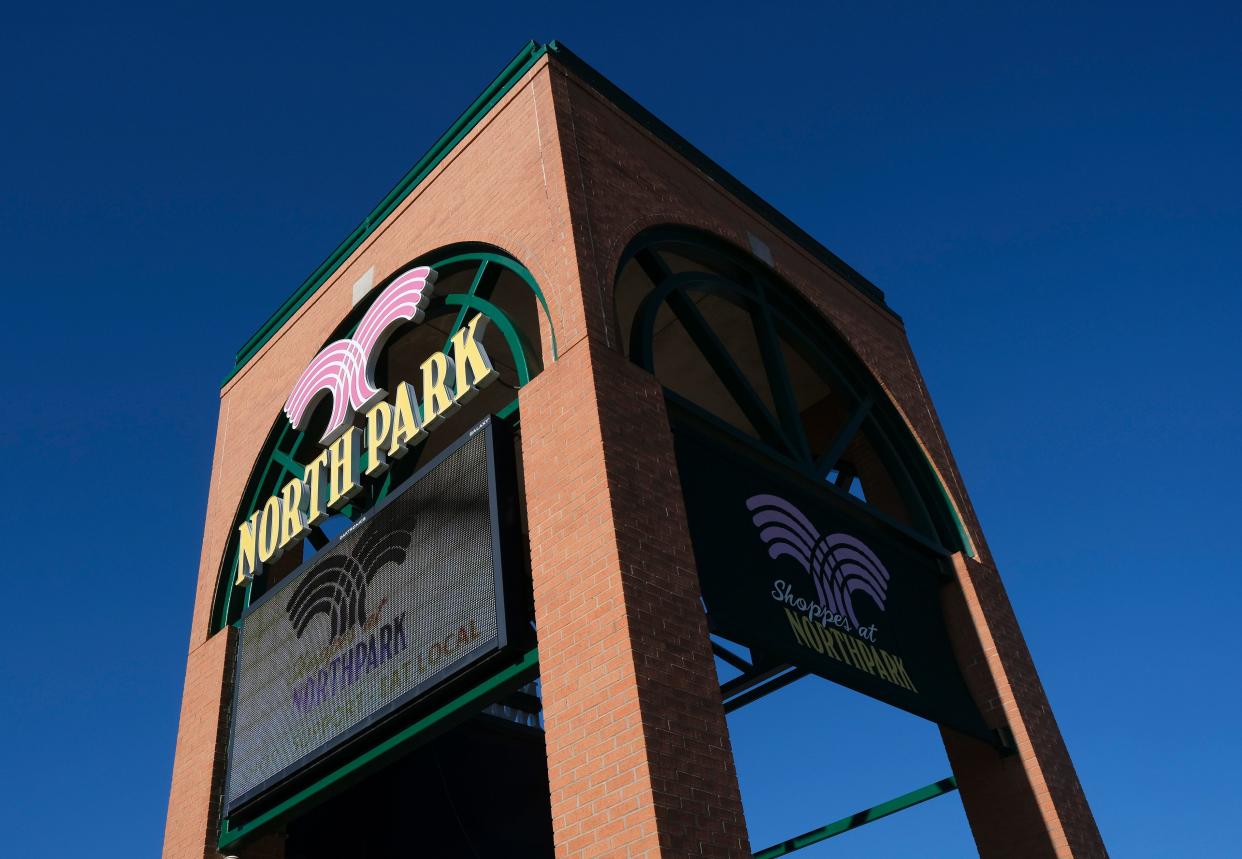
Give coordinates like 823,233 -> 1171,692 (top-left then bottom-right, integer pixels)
940,556 -> 1106,857
166,54 -> 752,858
546,54 -> 1105,857
163,630 -> 233,859
166,47 -> 1104,859
164,57 -> 594,858
520,339 -> 750,857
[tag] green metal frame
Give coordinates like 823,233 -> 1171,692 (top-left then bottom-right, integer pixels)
211,248 -> 555,633
753,776 -> 959,857
218,647 -> 540,852
618,228 -> 969,556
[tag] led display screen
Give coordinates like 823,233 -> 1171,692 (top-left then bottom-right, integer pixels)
224,418 -> 517,813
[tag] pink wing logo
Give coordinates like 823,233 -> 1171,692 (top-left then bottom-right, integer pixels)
746,494 -> 891,629
284,266 -> 437,443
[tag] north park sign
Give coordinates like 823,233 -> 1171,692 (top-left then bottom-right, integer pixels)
233,266 -> 500,585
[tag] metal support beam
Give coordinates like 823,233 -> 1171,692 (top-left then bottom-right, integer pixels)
722,666 -> 807,713
712,641 -> 755,674
753,776 -> 959,857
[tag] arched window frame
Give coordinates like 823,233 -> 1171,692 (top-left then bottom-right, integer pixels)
616,227 -> 971,557
210,245 -> 555,633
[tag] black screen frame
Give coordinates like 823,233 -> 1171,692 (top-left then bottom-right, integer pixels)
223,414 -> 526,816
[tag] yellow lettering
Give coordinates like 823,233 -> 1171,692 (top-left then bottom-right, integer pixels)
450,313 -> 498,404
887,651 -> 918,693
831,629 -> 865,672
871,647 -> 894,683
235,510 -> 262,585
855,640 -> 877,675
364,401 -> 394,478
327,427 -> 363,510
257,494 -> 282,563
279,477 -> 308,548
816,625 -> 843,661
785,609 -> 818,651
388,382 -> 423,459
305,450 -> 330,526
420,351 -> 456,426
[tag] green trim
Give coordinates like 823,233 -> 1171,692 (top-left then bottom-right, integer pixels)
270,449 -> 305,480
219,647 -> 540,851
443,294 -> 533,385
753,776 -> 959,857
433,251 -> 560,360
632,271 -> 790,451
753,279 -> 813,464
816,395 -> 873,479
441,260 -> 494,352
223,41 -> 549,385
925,453 -> 977,559
623,234 -> 958,553
212,249 -> 553,633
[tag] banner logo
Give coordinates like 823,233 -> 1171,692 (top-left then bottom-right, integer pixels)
286,523 -> 414,641
746,494 -> 890,629
285,266 -> 437,444
283,521 -> 415,720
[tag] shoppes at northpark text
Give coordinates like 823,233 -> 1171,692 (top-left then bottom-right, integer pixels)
234,312 -> 498,585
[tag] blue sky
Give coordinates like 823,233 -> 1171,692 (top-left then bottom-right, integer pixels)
1,2 -> 1238,856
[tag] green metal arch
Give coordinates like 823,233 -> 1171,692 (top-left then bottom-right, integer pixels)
443,294 -> 535,384
615,226 -> 972,556
435,251 -> 559,361
210,246 -> 555,633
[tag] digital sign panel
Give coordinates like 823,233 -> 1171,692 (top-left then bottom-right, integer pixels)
674,428 -> 992,742
224,417 -> 520,813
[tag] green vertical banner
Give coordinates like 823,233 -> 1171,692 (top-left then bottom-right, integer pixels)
674,429 -> 991,741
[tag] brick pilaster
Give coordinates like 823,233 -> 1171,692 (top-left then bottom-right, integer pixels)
942,555 -> 1107,857
163,629 -> 233,859
521,338 -> 750,857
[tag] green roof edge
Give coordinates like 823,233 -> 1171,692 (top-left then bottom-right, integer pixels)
223,39 -> 897,388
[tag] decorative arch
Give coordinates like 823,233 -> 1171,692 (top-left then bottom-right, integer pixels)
210,244 -> 556,632
614,226 -> 970,554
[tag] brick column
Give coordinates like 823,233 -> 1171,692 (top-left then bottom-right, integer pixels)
163,629 -> 234,859
941,555 -> 1107,858
521,338 -> 750,857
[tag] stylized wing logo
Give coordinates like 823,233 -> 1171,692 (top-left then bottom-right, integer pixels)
284,266 -> 437,444
746,494 -> 890,628
285,523 -> 414,641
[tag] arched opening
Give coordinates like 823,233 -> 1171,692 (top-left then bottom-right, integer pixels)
615,226 -> 963,552
211,244 -> 555,633
213,245 -> 557,857
615,226 -> 987,853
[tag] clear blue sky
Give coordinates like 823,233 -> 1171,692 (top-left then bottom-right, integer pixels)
1,2 -> 1238,856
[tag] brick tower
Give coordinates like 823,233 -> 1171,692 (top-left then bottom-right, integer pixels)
163,42 -> 1105,858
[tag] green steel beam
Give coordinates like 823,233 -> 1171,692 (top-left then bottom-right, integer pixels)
814,394 -> 873,480
722,667 -> 808,714
218,647 -> 540,851
753,776 -> 959,858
